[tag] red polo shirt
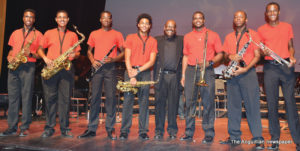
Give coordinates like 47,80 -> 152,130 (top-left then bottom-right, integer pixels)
8,28 -> 43,62
257,22 -> 293,60
223,29 -> 260,65
42,28 -> 81,60
183,27 -> 223,65
87,29 -> 124,60
124,33 -> 158,66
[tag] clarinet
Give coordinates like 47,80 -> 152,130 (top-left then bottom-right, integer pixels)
86,45 -> 116,81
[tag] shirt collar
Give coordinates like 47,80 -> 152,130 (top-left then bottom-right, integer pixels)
192,27 -> 207,34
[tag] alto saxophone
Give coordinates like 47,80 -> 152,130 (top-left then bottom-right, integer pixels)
8,31 -> 36,70
117,70 -> 161,94
223,32 -> 252,79
41,25 -> 85,80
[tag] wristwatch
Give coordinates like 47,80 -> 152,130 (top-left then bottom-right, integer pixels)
209,61 -> 214,67
136,67 -> 141,74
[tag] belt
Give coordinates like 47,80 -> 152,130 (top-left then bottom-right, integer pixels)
163,70 -> 176,74
266,58 -> 290,66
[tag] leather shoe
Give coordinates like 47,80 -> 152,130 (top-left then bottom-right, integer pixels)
0,128 -> 17,137
19,129 -> 29,137
139,133 -> 149,140
267,143 -> 279,150
107,130 -> 117,140
202,136 -> 214,144
169,134 -> 176,139
180,135 -> 193,141
219,137 -> 241,145
77,130 -> 96,139
61,130 -> 73,138
119,133 -> 128,140
154,134 -> 163,140
41,129 -> 54,138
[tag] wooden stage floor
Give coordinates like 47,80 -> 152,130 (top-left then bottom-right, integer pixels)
0,114 -> 297,151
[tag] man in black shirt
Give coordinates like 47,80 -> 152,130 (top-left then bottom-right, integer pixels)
154,20 -> 183,139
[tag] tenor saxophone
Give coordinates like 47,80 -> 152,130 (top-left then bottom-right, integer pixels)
41,25 -> 85,80
117,70 -> 161,94
7,31 -> 36,70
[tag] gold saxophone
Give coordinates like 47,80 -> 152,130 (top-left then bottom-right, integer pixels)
117,70 -> 161,94
7,31 -> 36,70
41,25 -> 85,80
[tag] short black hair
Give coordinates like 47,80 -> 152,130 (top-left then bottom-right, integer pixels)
193,11 -> 205,20
266,2 -> 280,12
24,9 -> 36,16
235,10 -> 247,19
100,11 -> 112,18
136,13 -> 152,26
56,10 -> 68,17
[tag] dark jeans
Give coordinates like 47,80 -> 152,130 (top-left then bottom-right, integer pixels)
7,62 -> 35,131
120,70 -> 151,134
184,66 -> 215,137
88,63 -> 116,132
227,68 -> 263,140
154,72 -> 179,136
178,91 -> 185,117
264,63 -> 300,144
42,67 -> 73,132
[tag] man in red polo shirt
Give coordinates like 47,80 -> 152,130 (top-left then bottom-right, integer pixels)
219,11 -> 264,149
180,11 -> 223,143
258,2 -> 300,150
38,10 -> 81,138
119,13 -> 157,140
0,9 -> 43,137
77,11 -> 124,140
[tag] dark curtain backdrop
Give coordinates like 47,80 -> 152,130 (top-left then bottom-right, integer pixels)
0,0 -> 106,93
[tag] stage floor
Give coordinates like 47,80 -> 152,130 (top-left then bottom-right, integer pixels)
0,113 -> 297,151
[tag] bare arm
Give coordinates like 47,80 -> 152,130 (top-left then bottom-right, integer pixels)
37,46 -> 53,67
233,48 -> 260,76
180,55 -> 188,87
288,39 -> 296,66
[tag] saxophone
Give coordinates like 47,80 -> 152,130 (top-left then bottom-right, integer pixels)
223,32 -> 252,79
7,31 -> 36,70
41,25 -> 85,80
117,70 -> 161,94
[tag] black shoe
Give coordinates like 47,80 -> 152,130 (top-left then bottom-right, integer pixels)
0,128 -> 17,137
41,129 -> 54,138
180,135 -> 193,141
61,130 -> 73,138
219,137 -> 241,145
107,130 -> 117,140
252,138 -> 264,150
154,134 -> 163,140
169,134 -> 177,139
77,130 -> 96,139
119,133 -> 128,140
139,133 -> 149,140
202,136 -> 214,144
267,143 -> 279,150
255,143 -> 265,150
19,129 -> 29,137
296,144 -> 300,151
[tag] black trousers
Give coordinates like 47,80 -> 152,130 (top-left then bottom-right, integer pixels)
154,72 -> 180,136
120,70 -> 151,134
88,63 -> 117,132
184,66 -> 215,137
7,62 -> 35,131
264,62 -> 300,144
227,68 -> 263,140
42,67 -> 73,132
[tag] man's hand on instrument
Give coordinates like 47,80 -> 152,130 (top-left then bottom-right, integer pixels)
43,57 -> 54,68
130,77 -> 137,86
128,68 -> 138,78
68,51 -> 76,58
232,66 -> 247,76
229,54 -> 242,62
23,49 -> 31,57
103,57 -> 114,63
92,60 -> 102,68
7,56 -> 16,63
197,60 -> 210,68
